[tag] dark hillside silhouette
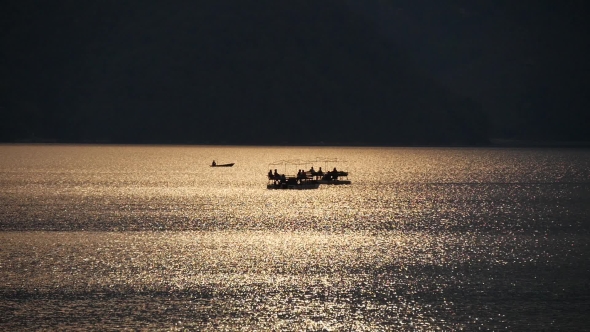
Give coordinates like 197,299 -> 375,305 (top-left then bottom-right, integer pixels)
1,1 -> 489,145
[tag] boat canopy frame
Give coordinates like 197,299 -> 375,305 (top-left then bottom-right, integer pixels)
268,158 -> 349,179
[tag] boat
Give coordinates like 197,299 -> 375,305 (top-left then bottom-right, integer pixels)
266,158 -> 350,189
211,161 -> 234,167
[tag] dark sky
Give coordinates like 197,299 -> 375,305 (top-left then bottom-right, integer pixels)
1,1 -> 588,145
350,0 -> 589,140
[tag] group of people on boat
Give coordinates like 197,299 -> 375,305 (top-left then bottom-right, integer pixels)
268,166 -> 344,182
268,169 -> 287,182
299,167 -> 320,179
296,169 -> 312,179
321,167 -> 343,180
306,166 -> 343,180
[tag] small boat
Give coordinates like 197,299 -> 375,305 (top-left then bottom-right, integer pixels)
211,162 -> 235,167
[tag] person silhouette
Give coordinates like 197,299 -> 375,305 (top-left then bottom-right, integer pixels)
332,167 -> 338,180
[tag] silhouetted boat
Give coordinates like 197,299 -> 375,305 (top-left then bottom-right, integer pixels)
211,162 -> 234,167
266,158 -> 350,189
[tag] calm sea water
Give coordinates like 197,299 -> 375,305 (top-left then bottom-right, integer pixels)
1,144 -> 589,331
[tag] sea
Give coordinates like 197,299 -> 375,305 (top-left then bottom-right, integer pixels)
1,144 -> 589,331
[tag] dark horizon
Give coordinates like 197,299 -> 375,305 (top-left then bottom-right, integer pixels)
1,1 -> 588,146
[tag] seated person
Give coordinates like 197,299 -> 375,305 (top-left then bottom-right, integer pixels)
298,170 -> 306,179
309,166 -> 315,174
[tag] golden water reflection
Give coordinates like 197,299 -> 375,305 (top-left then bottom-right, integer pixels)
1,145 -> 590,330
1,230 -> 587,330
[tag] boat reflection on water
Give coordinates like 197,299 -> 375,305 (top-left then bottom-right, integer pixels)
267,158 -> 350,189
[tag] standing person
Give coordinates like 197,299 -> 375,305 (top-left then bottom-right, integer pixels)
212,160 -> 216,166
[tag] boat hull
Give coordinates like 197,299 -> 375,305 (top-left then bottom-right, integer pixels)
211,163 -> 235,167
267,182 -> 320,190
267,177 -> 320,190
317,179 -> 351,185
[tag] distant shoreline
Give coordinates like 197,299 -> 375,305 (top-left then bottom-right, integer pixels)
488,138 -> 590,148
2,138 -> 590,148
